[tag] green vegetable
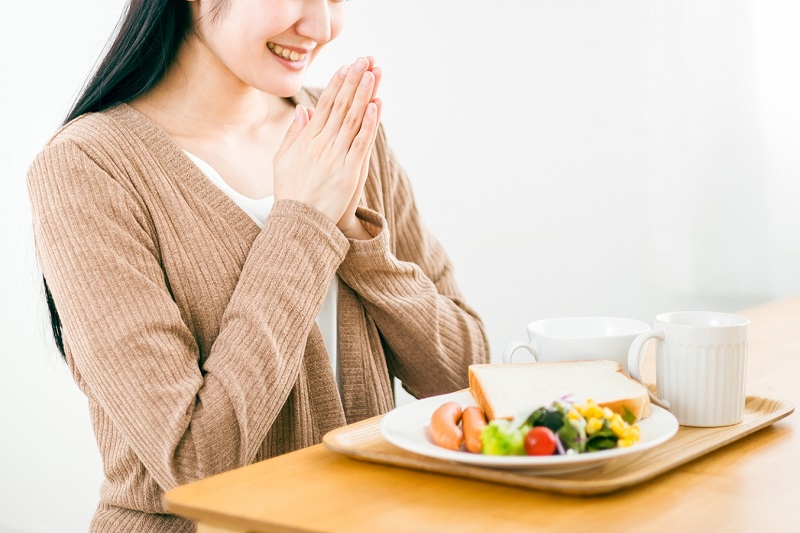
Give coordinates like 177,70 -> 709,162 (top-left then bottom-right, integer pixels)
586,437 -> 617,452
480,419 -> 529,455
622,406 -> 637,425
526,404 -> 568,433
556,418 -> 587,453
525,407 -> 549,428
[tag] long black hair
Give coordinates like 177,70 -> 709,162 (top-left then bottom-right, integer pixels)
46,0 -> 195,358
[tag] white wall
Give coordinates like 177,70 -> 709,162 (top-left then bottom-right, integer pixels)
2,1 -> 798,531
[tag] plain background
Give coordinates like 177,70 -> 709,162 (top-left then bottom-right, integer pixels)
2,1 -> 798,531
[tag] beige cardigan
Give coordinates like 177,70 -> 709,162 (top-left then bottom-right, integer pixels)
27,90 -> 489,532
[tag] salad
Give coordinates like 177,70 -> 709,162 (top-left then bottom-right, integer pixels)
428,397 -> 642,456
481,399 -> 641,456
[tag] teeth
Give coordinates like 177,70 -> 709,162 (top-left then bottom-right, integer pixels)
267,42 -> 306,62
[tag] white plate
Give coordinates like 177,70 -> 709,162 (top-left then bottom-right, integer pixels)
380,390 -> 679,475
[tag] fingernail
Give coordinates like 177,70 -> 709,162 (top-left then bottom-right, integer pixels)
360,72 -> 373,87
338,65 -> 350,78
294,106 -> 303,121
366,103 -> 376,117
355,58 -> 368,72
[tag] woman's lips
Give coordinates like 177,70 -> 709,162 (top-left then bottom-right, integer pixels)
267,42 -> 308,63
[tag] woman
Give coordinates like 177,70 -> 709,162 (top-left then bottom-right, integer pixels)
28,0 -> 489,530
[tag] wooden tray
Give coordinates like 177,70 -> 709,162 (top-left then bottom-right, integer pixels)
323,395 -> 794,495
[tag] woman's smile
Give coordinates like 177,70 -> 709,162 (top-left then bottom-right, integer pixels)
267,42 -> 309,62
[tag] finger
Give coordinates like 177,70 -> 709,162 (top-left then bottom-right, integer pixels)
361,98 -> 382,166
343,102 -> 379,183
361,56 -> 379,98
343,101 -> 382,221
298,105 -> 311,126
305,64 -> 349,136
370,66 -> 383,102
275,105 -> 309,159
358,99 -> 382,187
332,70 -> 374,153
318,57 -> 370,140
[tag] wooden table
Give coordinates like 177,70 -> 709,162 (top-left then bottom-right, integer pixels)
164,298 -> 799,532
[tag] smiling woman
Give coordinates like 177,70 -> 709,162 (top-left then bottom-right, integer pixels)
26,0 -> 489,531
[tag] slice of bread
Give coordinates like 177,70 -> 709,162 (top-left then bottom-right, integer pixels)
468,360 -> 651,422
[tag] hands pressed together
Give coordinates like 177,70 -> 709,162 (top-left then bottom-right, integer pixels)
274,57 -> 383,240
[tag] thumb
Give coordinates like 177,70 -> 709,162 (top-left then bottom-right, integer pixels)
276,105 -> 309,158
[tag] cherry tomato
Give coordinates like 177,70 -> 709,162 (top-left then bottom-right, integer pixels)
524,426 -> 557,456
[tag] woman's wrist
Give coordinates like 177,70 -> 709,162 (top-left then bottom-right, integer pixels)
338,216 -> 373,240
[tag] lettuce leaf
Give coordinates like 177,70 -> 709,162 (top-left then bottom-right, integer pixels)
480,420 -> 528,455
586,419 -> 619,451
557,419 -> 587,453
622,406 -> 637,425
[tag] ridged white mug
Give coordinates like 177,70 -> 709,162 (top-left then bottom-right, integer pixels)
627,311 -> 749,427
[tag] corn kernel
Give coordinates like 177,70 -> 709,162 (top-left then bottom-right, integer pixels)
621,427 -> 639,441
610,418 -> 626,436
583,406 -> 601,419
602,407 -> 614,419
568,409 -> 581,421
586,417 -> 604,435
617,438 -> 635,448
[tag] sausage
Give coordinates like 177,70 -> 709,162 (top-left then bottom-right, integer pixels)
429,401 -> 464,450
462,406 -> 488,453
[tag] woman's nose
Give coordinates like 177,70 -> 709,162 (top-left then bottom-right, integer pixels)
295,0 -> 332,44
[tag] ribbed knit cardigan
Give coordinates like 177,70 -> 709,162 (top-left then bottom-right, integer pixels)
27,89 -> 490,532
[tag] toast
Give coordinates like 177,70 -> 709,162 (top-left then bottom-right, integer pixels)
468,360 -> 652,422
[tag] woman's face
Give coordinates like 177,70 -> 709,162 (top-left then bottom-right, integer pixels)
189,0 -> 346,97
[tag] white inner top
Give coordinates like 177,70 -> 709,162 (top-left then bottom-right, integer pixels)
184,151 -> 341,394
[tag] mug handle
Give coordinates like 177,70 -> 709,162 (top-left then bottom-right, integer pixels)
502,341 -> 538,364
627,330 -> 671,410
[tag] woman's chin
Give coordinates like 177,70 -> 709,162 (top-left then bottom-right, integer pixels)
259,80 -> 306,98
275,86 -> 304,98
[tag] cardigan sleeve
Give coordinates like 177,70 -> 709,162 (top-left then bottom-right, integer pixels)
27,139 -> 349,490
336,128 -> 491,398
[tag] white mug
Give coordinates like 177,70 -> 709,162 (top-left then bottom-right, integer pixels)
628,311 -> 749,427
502,317 -> 650,375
